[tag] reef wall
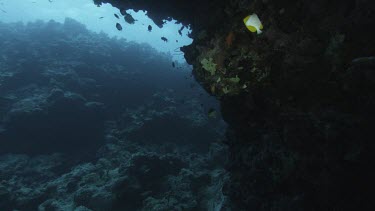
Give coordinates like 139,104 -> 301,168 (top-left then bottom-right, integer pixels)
96,0 -> 375,209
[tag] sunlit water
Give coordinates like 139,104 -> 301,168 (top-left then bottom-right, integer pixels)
0,0 -> 228,210
0,0 -> 192,62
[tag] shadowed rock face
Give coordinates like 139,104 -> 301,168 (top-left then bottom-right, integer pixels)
70,0 -> 375,209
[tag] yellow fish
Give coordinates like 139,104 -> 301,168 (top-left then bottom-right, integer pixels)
243,13 -> 263,34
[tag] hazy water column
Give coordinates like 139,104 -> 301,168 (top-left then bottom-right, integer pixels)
0,0 -> 192,62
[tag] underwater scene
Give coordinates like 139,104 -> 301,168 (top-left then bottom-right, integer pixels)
1,0 -> 375,210
0,1 -> 228,210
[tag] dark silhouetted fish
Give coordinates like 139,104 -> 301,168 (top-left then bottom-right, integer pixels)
161,37 -> 168,42
114,14 -> 119,19
172,62 -> 175,68
99,17 -> 104,19
123,12 -> 136,24
148,25 -> 152,32
120,8 -> 127,16
116,23 -> 122,31
178,26 -> 185,36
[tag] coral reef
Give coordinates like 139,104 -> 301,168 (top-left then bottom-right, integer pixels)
0,143 -> 228,210
0,19 -> 228,210
2,0 -> 375,209
96,0 -> 375,209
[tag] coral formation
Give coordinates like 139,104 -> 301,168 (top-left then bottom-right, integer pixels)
0,19 -> 228,210
2,0 -> 375,209
96,0 -> 375,210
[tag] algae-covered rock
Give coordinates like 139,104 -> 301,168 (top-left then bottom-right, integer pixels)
201,58 -> 217,76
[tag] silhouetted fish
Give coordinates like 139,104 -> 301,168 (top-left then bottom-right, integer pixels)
114,14 -> 119,19
120,8 -> 127,16
99,17 -> 104,19
123,12 -> 136,24
178,26 -> 185,36
116,23 -> 122,31
148,25 -> 152,32
161,37 -> 168,42
172,62 -> 175,68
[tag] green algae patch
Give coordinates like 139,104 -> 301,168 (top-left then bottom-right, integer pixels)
201,58 -> 217,76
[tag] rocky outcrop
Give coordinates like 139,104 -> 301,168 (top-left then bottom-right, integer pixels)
97,0 -> 375,209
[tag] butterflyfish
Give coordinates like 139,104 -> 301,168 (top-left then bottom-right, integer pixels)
243,13 -> 263,34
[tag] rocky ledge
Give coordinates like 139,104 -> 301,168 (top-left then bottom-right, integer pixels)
95,0 -> 375,210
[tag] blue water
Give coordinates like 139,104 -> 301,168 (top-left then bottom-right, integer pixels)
0,4 -> 228,210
